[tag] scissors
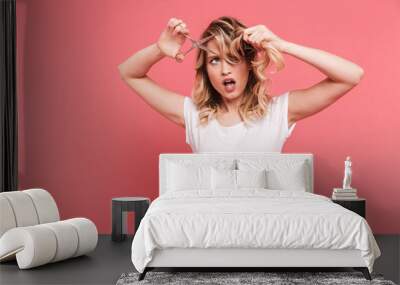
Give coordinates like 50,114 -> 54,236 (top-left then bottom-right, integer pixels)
175,34 -> 217,62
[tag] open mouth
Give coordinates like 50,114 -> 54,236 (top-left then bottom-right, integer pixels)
222,78 -> 236,92
223,78 -> 236,86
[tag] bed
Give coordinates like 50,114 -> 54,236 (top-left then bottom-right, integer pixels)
131,152 -> 381,281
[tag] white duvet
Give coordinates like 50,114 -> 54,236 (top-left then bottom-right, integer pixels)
131,189 -> 381,273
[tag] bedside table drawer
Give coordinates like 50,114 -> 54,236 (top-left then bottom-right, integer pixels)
332,199 -> 366,218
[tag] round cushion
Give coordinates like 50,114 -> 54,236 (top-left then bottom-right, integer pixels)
0,218 -> 98,269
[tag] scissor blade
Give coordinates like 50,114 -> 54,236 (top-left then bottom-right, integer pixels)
197,35 -> 215,45
182,46 -> 196,56
197,35 -> 217,55
182,33 -> 193,40
197,45 -> 218,55
180,33 -> 217,55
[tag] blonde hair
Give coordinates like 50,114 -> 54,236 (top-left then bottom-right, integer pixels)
192,16 -> 285,126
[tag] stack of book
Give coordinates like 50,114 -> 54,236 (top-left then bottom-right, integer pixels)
332,188 -> 358,200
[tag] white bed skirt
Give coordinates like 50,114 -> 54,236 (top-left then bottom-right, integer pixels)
147,248 -> 366,268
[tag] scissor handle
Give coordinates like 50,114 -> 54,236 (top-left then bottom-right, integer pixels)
175,46 -> 195,62
175,51 -> 185,63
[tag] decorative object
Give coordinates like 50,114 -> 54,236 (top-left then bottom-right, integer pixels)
343,156 -> 353,189
332,157 -> 358,200
332,187 -> 358,200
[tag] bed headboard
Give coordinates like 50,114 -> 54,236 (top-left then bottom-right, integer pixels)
159,152 -> 314,195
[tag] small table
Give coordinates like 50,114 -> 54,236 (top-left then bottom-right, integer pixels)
332,198 -> 366,218
112,197 -> 150,242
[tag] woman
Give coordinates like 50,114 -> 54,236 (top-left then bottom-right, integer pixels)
118,16 -> 364,153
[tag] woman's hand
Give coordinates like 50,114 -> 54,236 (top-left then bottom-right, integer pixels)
243,24 -> 287,53
157,18 -> 190,59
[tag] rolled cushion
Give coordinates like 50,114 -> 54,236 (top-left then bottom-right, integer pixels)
0,191 -> 39,228
0,196 -> 17,237
62,218 -> 98,257
0,189 -> 59,239
24,189 -> 60,224
0,218 -> 98,269
0,226 -> 57,268
41,221 -> 79,262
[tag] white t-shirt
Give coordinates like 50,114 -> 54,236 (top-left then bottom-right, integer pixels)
183,91 -> 296,153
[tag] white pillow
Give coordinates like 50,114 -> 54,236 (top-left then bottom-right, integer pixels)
167,162 -> 211,191
237,169 -> 268,188
237,159 -> 307,191
266,167 -> 306,191
211,168 -> 268,190
211,168 -> 236,190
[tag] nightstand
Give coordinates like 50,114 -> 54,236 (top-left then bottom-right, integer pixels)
332,198 -> 366,218
111,197 -> 150,242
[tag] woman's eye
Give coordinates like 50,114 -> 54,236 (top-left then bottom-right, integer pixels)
209,58 -> 219,64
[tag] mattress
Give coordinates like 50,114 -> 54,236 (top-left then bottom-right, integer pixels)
131,189 -> 381,273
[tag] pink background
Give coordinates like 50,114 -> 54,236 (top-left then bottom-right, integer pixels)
16,0 -> 400,234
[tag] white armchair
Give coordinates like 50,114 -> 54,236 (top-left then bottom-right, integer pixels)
0,188 -> 98,269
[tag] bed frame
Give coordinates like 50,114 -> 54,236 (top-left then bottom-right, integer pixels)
139,152 -> 371,281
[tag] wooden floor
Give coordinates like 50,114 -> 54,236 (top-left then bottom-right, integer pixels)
0,235 -> 398,285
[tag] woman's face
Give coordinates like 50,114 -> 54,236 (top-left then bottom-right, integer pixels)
205,40 -> 250,103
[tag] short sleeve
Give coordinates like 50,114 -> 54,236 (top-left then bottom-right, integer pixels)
273,91 -> 296,139
183,96 -> 198,146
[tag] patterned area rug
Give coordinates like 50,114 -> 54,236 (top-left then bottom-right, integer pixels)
116,271 -> 396,285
